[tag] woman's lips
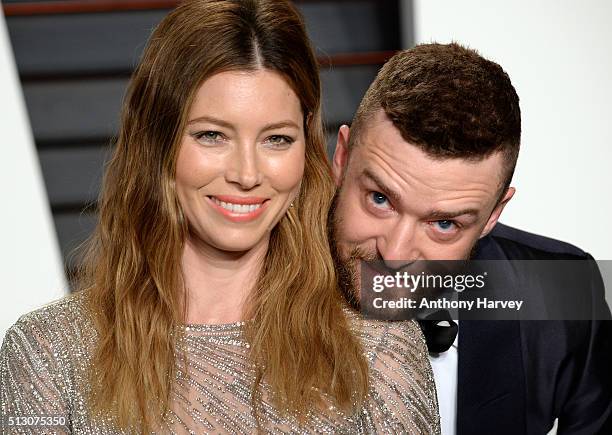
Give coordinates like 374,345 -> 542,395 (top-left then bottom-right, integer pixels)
207,195 -> 269,222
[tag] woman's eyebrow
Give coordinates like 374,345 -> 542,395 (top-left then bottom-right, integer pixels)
187,115 -> 235,129
261,120 -> 300,132
186,117 -> 299,132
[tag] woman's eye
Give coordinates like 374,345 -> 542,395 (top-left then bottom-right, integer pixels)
265,135 -> 294,147
369,191 -> 392,210
432,220 -> 456,233
193,130 -> 223,143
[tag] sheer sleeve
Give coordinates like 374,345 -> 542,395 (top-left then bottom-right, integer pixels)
1,313 -> 72,434
361,319 -> 440,434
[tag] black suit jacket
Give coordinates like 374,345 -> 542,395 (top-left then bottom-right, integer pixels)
456,224 -> 612,435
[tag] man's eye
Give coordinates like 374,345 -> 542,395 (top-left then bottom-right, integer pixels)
369,191 -> 391,209
433,220 -> 456,232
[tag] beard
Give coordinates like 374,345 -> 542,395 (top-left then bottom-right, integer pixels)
328,191 -> 380,311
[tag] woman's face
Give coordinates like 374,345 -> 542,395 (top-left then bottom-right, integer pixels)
176,69 -> 306,253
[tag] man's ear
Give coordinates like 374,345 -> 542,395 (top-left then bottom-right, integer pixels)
480,187 -> 516,238
332,125 -> 350,186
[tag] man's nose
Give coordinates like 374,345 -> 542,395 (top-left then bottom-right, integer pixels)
225,144 -> 263,189
377,222 -> 420,269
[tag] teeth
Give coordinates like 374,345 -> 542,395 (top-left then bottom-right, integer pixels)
211,197 -> 262,214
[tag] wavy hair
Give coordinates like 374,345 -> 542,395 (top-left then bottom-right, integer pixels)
78,0 -> 369,430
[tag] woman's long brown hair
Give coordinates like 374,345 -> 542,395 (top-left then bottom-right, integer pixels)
79,0 -> 369,430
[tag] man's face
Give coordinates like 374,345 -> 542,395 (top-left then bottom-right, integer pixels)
330,110 -> 514,299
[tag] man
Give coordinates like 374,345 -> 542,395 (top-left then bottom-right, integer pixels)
330,43 -> 611,434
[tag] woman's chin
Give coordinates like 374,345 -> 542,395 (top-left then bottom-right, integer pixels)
206,232 -> 270,254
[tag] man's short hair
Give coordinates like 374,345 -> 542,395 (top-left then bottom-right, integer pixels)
350,42 -> 521,191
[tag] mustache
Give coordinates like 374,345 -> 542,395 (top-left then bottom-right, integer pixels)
346,245 -> 381,263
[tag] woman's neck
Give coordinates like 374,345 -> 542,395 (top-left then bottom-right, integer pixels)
181,235 -> 268,324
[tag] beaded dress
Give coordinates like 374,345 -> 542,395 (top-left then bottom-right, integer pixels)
1,291 -> 439,434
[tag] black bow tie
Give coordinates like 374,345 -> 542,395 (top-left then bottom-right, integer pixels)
417,310 -> 458,353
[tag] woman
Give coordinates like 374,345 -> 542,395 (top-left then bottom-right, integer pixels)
0,0 -> 439,433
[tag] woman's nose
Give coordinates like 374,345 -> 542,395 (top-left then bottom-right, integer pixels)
225,144 -> 263,189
